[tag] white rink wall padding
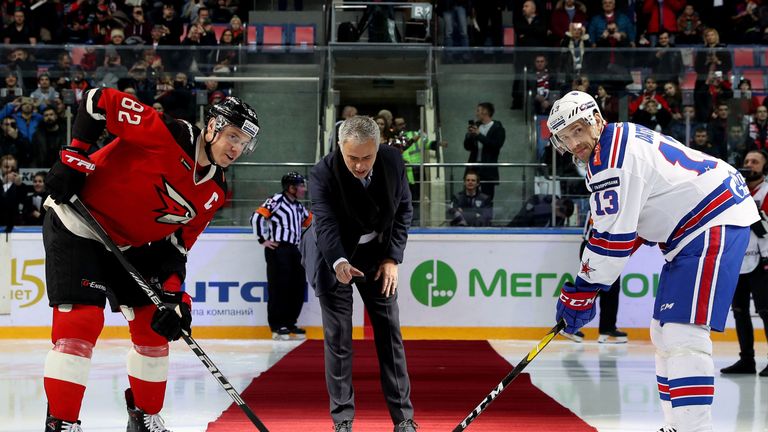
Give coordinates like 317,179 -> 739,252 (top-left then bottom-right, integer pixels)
0,230 -> 755,339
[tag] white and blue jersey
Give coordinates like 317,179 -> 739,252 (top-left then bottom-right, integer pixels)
578,122 -> 757,330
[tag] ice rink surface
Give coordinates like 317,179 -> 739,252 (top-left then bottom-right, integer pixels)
0,338 -> 766,431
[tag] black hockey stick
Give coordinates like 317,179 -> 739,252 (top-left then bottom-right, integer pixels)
69,196 -> 269,432
451,318 -> 567,432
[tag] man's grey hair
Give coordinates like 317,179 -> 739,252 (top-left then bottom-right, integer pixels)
338,115 -> 380,147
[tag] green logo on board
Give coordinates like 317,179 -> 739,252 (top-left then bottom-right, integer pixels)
410,260 -> 457,307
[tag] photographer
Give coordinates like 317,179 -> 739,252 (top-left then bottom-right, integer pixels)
464,102 -> 505,201
448,170 -> 492,227
721,150 -> 768,377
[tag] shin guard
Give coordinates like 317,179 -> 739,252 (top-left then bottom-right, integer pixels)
663,322 -> 714,432
44,304 -> 104,422
651,319 -> 676,429
127,305 -> 170,415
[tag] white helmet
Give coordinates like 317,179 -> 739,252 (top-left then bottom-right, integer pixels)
547,90 -> 602,155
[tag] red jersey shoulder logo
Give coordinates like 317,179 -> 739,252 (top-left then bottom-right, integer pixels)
154,178 -> 197,224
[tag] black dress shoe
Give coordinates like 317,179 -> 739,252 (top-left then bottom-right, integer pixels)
720,358 -> 756,374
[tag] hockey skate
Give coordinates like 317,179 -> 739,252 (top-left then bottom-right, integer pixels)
597,329 -> 628,344
559,330 -> 584,343
289,326 -> 307,340
45,416 -> 83,432
272,327 -> 291,341
126,388 -> 171,432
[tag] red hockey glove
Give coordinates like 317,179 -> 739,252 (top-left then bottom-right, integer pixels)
45,140 -> 95,204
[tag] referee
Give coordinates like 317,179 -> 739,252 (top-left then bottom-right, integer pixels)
252,172 -> 312,340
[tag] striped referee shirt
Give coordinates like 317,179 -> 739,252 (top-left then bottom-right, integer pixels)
251,193 -> 312,246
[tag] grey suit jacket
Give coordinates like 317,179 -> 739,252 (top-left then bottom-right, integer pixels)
300,144 -> 412,296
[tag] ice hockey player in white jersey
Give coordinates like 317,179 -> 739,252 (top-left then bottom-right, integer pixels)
547,91 -> 758,432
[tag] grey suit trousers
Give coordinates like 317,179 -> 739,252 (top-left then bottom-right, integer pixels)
318,244 -> 414,424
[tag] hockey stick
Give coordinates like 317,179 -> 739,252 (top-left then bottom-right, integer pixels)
451,318 -> 567,432
69,196 -> 270,432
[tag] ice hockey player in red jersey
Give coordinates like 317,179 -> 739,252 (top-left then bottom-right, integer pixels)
41,87 -> 260,432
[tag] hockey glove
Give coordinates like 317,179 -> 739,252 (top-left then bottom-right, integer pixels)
45,141 -> 95,204
151,291 -> 192,341
556,282 -> 598,334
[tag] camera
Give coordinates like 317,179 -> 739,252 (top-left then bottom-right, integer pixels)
468,120 -> 478,126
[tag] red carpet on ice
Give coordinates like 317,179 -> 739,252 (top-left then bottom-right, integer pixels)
207,340 -> 596,432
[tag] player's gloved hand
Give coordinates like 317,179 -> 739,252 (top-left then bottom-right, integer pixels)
45,141 -> 95,204
151,291 -> 192,341
556,282 -> 598,334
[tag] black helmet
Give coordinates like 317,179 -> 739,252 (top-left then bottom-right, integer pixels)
207,96 -> 261,154
281,171 -> 305,190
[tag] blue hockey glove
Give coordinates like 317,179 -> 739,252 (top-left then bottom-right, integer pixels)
556,282 -> 598,334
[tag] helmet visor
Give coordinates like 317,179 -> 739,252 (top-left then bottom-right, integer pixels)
238,117 -> 260,154
216,115 -> 260,154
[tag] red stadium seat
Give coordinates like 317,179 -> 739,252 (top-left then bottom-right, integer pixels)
261,25 -> 285,46
246,24 -> 257,45
680,70 -> 697,90
70,46 -> 86,66
293,25 -> 315,46
503,27 -> 515,46
211,23 -> 228,42
734,48 -> 755,68
740,69 -> 766,90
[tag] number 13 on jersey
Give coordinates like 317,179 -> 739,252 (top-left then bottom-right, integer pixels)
594,189 -> 619,216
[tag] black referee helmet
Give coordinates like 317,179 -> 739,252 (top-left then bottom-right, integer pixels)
281,172 -> 305,190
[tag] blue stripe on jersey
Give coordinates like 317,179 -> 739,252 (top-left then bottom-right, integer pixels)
616,123 -> 629,168
586,229 -> 638,257
589,123 -> 619,176
664,181 -> 738,252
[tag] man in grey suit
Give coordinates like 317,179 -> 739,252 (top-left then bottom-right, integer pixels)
301,116 -> 417,432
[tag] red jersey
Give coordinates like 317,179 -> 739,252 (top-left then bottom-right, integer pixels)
48,87 -> 226,252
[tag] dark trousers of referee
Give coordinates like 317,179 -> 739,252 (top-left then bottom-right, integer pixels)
599,279 -> 620,333
731,267 -> 768,361
265,242 -> 306,331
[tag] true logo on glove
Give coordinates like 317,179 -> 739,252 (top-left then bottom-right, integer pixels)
63,153 -> 95,172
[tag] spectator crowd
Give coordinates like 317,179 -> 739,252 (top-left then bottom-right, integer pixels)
5,0 -> 768,228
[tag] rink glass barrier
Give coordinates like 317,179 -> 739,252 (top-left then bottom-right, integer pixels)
1,44 -> 762,228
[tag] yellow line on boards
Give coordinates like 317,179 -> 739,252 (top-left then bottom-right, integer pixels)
0,326 -> 753,341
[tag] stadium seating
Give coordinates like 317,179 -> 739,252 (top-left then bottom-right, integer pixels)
734,47 -> 756,68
